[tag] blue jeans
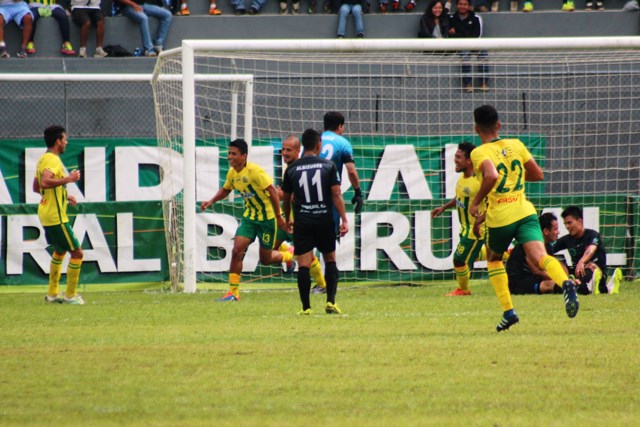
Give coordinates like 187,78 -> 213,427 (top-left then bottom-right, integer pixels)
459,50 -> 489,86
229,0 -> 267,12
337,4 -> 363,37
122,3 -> 172,51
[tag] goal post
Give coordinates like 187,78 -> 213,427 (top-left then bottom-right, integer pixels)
152,37 -> 640,293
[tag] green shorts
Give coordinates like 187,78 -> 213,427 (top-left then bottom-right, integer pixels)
453,236 -> 484,266
236,217 -> 278,249
43,222 -> 80,253
275,227 -> 293,245
486,214 -> 543,255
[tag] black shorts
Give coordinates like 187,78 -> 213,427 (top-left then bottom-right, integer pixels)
293,221 -> 336,256
508,274 -> 540,295
72,8 -> 104,26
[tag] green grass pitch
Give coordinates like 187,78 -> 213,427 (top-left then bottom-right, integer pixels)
1,280 -> 639,426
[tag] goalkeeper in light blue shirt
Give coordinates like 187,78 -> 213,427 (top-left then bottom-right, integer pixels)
320,111 -> 364,218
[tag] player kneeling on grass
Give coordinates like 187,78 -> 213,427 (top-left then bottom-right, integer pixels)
281,129 -> 349,315
34,125 -> 85,305
200,139 -> 293,302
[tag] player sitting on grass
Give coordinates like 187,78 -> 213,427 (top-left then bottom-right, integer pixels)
200,139 -> 293,302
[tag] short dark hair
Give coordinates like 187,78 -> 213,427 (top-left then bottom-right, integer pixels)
44,125 -> 66,148
229,138 -> 248,155
474,105 -> 499,129
561,205 -> 583,220
539,212 -> 557,231
323,111 -> 345,131
301,128 -> 321,151
457,141 -> 475,159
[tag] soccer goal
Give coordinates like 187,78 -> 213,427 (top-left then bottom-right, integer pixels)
151,37 -> 640,293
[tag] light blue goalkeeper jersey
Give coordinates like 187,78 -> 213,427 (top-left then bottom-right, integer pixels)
320,130 -> 355,181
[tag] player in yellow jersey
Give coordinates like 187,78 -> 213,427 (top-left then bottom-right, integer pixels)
469,105 -> 578,332
432,142 -> 485,296
200,139 -> 293,302
33,125 -> 85,305
275,134 -> 327,293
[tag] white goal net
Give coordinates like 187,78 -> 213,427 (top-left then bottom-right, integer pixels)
151,38 -> 640,292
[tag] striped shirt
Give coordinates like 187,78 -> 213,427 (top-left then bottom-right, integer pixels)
223,162 -> 275,221
35,152 -> 69,226
455,173 -> 484,240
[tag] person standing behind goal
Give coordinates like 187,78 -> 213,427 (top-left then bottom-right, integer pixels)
320,111 -> 363,223
281,129 -> 349,316
200,139 -> 293,302
469,105 -> 579,332
33,125 -> 85,305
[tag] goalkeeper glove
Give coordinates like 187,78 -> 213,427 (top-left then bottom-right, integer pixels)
351,188 -> 363,214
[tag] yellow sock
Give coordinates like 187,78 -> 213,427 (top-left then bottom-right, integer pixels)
65,258 -> 83,298
454,265 -> 470,291
539,255 -> 569,286
48,252 -> 65,297
479,246 -> 509,262
229,273 -> 241,298
487,260 -> 513,312
281,249 -> 293,263
309,257 -> 326,288
278,242 -> 290,252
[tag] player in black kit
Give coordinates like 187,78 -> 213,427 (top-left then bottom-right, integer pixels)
281,128 -> 349,315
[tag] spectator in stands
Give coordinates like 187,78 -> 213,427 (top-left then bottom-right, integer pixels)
336,0 -> 366,38
510,0 -> 533,12
584,0 -> 604,10
0,0 -> 33,58
230,0 -> 266,15
177,0 -> 222,15
117,0 -> 172,56
561,0 -> 575,11
27,0 -> 75,56
449,0 -> 488,93
506,213 -> 565,295
378,0 -> 416,13
551,205 -> 622,295
71,0 -> 107,57
471,0 -> 498,12
417,0 -> 450,38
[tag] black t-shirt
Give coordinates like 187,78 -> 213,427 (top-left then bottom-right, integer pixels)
551,228 -> 607,271
505,241 -> 553,278
281,155 -> 340,226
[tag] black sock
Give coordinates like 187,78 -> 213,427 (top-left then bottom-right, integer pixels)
325,261 -> 338,304
297,267 -> 311,310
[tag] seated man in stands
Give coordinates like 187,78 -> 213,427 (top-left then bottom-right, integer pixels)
71,0 -> 107,58
117,0 -> 172,56
27,0 -> 76,56
551,205 -> 621,295
0,0 -> 33,58
507,213 -> 565,295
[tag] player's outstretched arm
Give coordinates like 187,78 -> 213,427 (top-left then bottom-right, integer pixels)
331,184 -> 349,237
200,188 -> 231,212
39,169 -> 81,190
432,198 -> 456,218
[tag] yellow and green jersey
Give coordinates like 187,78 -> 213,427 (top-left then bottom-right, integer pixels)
470,138 -> 537,228
455,173 -> 485,240
223,162 -> 275,221
35,152 -> 69,226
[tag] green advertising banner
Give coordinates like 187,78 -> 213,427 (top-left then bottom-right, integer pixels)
0,136 -> 635,286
